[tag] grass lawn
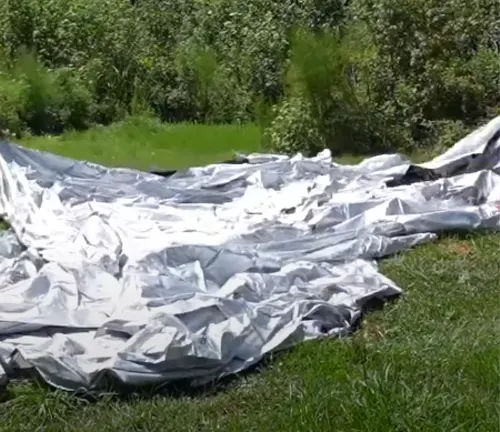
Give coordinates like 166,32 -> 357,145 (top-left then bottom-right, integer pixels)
1,118 -> 499,431
19,116 -> 263,170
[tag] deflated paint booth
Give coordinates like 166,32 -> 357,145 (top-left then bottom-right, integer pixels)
0,117 -> 499,392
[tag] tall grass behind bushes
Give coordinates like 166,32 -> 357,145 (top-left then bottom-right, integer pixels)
0,0 -> 499,156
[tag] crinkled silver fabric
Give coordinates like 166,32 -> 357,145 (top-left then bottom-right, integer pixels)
0,118 -> 499,391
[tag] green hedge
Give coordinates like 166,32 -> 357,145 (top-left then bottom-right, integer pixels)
0,0 -> 499,155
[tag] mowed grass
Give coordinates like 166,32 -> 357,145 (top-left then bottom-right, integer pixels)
1,119 -> 499,431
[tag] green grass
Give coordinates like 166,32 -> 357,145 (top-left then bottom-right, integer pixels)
1,119 -> 499,431
20,116 -> 262,170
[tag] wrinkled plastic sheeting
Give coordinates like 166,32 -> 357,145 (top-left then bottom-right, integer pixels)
0,118 -> 499,392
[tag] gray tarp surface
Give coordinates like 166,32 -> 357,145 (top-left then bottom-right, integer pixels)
0,117 -> 499,392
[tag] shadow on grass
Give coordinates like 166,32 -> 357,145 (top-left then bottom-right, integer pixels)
0,351 -> 288,404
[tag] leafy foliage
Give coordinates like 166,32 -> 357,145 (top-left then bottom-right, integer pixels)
0,0 -> 499,154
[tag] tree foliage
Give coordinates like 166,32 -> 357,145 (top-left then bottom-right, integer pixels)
0,0 -> 498,155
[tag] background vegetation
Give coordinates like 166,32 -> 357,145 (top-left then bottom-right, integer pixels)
1,0 -> 499,155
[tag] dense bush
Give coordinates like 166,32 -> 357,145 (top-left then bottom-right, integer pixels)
0,0 -> 499,155
350,0 -> 500,150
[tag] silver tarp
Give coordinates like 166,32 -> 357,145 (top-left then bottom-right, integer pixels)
0,117 -> 499,391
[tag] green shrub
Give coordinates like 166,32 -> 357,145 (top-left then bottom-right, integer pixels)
265,96 -> 324,155
269,28 -> 382,156
5,52 -> 95,135
12,52 -> 63,134
53,67 -> 95,130
0,73 -> 26,136
351,0 -> 500,148
0,0 -> 498,153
